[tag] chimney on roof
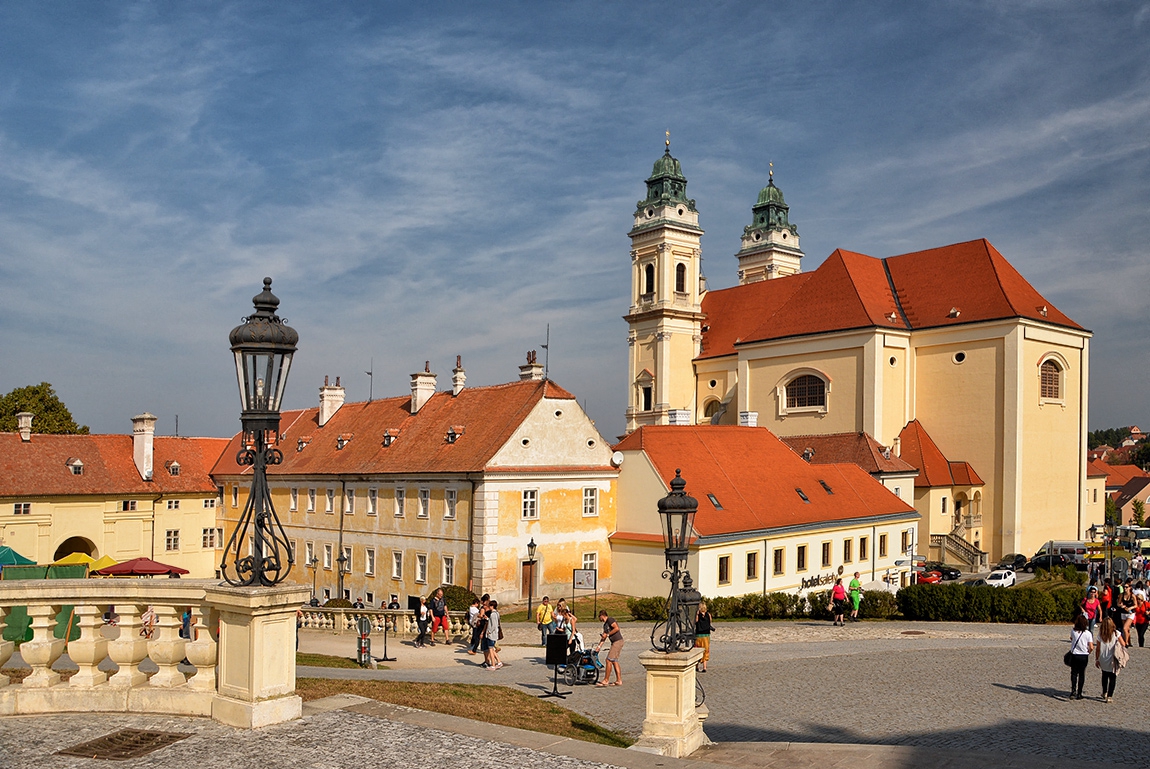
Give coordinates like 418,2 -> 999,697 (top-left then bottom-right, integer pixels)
668,409 -> 691,425
16,412 -> 32,442
319,376 -> 346,427
131,413 -> 157,481
801,447 -> 814,462
411,362 -> 437,414
452,355 -> 466,396
739,411 -> 758,428
519,350 -> 544,381
892,436 -> 901,458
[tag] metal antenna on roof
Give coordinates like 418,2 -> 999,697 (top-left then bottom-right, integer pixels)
365,358 -> 374,403
542,324 -> 550,379
175,415 -> 178,437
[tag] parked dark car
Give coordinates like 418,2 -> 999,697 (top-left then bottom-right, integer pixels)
1023,553 -> 1068,573
997,553 -> 1028,571
922,562 -> 962,580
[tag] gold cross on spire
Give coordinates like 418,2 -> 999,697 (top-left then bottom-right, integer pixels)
769,161 -> 773,181
666,130 -> 670,150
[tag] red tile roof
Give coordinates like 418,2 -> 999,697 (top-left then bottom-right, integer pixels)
897,420 -> 984,489
697,239 -> 1083,357
212,378 -> 580,477
779,432 -> 919,476
1100,463 -> 1150,489
1087,459 -> 1111,479
0,433 -> 227,497
613,425 -> 916,538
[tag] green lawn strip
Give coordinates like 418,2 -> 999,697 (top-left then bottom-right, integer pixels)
296,677 -> 632,748
499,593 -> 635,624
296,652 -> 367,669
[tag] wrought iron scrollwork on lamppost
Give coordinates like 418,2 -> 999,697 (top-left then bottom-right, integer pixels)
220,277 -> 299,587
651,469 -> 702,653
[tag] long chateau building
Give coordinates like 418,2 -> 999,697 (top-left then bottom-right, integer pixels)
623,144 -> 1090,562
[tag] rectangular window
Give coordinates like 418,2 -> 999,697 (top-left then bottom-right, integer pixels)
368,488 -> 378,516
289,488 -> 298,511
365,591 -> 375,606
392,551 -> 403,579
583,552 -> 598,571
893,486 -> 901,500
322,588 -> 331,601
203,498 -> 216,509
343,589 -> 351,601
217,485 -> 225,504
307,488 -> 316,513
744,550 -> 758,580
323,543 -> 333,570
821,542 -> 832,567
305,541 -> 315,565
879,533 -> 888,558
443,556 -> 455,585
232,486 -> 239,508
166,500 -> 180,510
165,529 -> 180,552
418,488 -> 430,518
583,487 -> 598,517
718,555 -> 731,584
13,503 -> 30,515
797,544 -> 808,571
395,488 -> 406,517
642,386 -> 653,411
416,554 -> 428,584
122,500 -> 137,512
843,538 -> 853,563
901,530 -> 910,554
1093,489 -> 1098,504
445,489 -> 457,519
522,489 -> 538,519
325,488 -> 334,514
772,548 -> 784,576
941,497 -> 947,515
202,528 -> 219,549
341,546 -> 352,573
860,536 -> 869,561
365,547 -> 376,576
346,488 -> 355,514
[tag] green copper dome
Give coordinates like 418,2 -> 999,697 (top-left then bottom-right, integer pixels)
741,176 -> 798,242
636,146 -> 697,213
756,179 -> 786,206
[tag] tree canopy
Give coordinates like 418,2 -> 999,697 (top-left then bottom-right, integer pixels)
1088,427 -> 1132,450
0,382 -> 89,434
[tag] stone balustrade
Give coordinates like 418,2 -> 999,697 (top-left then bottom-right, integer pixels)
0,578 -> 308,728
298,608 -> 472,640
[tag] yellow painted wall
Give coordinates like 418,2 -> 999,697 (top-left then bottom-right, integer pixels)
745,347 -> 863,435
881,341 -> 909,446
694,360 -> 738,424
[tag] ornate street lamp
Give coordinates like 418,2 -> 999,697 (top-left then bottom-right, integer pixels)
336,550 -> 349,600
307,555 -> 320,603
526,538 -> 538,621
652,469 -> 702,652
220,278 -> 298,587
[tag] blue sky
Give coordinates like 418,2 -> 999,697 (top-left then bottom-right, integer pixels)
1,2 -> 1148,440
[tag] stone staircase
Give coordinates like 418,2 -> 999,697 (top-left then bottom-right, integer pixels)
930,532 -> 988,571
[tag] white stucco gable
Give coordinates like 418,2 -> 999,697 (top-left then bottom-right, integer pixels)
487,396 -> 613,468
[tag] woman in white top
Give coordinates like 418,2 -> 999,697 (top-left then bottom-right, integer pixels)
1068,614 -> 1093,700
1095,616 -> 1127,702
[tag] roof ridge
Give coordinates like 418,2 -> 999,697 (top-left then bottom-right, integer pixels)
978,239 -> 1022,320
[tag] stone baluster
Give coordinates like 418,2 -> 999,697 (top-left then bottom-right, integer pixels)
21,603 -> 65,688
0,606 -> 14,687
108,603 -> 150,688
68,604 -> 109,688
184,604 -> 217,692
147,604 -> 188,687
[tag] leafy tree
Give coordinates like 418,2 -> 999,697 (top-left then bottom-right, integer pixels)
0,383 -> 89,434
1131,441 -> 1150,470
1089,427 -> 1132,450
1105,496 -> 1120,526
1132,500 -> 1146,527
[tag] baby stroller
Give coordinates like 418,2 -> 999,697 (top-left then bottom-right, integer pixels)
561,643 -> 603,686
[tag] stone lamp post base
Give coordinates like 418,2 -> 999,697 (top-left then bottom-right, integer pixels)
629,647 -> 710,758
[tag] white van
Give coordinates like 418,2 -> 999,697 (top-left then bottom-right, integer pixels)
1035,540 -> 1089,567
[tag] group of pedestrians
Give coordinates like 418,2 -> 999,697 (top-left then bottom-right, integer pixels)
830,572 -> 864,626
1068,579 -> 1144,701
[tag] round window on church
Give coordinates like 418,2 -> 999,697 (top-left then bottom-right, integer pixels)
889,356 -> 897,367
953,352 -> 967,364
754,232 -> 762,241
678,208 -> 684,216
646,208 -> 654,218
782,233 -> 787,239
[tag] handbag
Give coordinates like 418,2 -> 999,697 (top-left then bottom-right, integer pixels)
498,626 -> 505,640
1063,650 -> 1074,667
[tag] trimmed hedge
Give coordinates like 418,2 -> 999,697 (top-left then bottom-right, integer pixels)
626,596 -> 666,621
440,584 -> 480,612
895,583 -> 1073,624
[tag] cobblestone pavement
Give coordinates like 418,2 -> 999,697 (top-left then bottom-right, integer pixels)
300,620 -> 1150,765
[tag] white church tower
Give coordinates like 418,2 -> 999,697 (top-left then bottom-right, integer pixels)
735,167 -> 804,283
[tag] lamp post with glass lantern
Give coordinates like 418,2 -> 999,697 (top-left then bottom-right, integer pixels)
307,555 -> 320,603
220,277 -> 299,587
653,469 -> 702,652
525,538 -> 538,621
337,550 -> 349,601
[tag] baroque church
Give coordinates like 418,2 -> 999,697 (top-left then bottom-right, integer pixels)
624,142 -> 1090,562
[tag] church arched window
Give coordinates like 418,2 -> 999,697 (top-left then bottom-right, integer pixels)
675,263 -> 687,293
1040,359 -> 1061,400
644,263 -> 656,295
703,399 -> 722,418
785,374 -> 826,409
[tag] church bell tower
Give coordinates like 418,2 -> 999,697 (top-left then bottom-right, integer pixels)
624,138 -> 706,434
735,167 -> 804,283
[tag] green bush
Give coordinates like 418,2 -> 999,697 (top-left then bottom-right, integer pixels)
859,590 -> 897,619
324,598 -> 353,608
1050,586 -> 1086,621
705,596 -> 742,619
626,596 -> 666,621
1062,566 -> 1087,585
439,584 -> 480,612
807,590 -> 834,620
897,583 -> 1061,624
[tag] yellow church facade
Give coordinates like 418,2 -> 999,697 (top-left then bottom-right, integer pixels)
625,146 -> 1090,562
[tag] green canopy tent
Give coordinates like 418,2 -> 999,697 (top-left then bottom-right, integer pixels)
1,560 -> 87,643
0,546 -> 35,567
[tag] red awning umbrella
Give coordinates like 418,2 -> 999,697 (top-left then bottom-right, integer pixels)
92,557 -> 190,577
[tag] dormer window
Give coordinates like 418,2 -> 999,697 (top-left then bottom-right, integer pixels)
382,429 -> 400,447
446,425 -> 464,444
165,460 -> 180,476
336,434 -> 352,450
66,458 -> 83,475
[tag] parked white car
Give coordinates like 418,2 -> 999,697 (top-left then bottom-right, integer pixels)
985,569 -> 1017,588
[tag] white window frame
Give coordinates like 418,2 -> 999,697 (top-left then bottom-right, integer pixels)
776,368 -> 832,417
232,486 -> 239,508
165,529 -> 180,552
418,488 -> 430,518
307,488 -> 316,513
368,487 -> 378,516
203,498 -> 216,509
325,488 -> 334,514
290,488 -> 298,512
365,547 -> 376,576
323,543 -> 333,570
582,487 -> 598,517
416,553 -> 428,584
392,551 -> 403,580
13,503 -> 30,515
305,541 -> 315,565
445,489 -> 457,519
365,591 -> 375,606
1038,353 -> 1069,406
522,489 -> 539,520
341,546 -> 352,574
202,528 -> 218,549
167,499 -> 180,510
395,488 -> 406,517
443,556 -> 454,585
582,551 -> 598,571
346,488 -> 355,514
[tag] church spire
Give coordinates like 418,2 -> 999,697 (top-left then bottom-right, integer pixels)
735,168 -> 803,283
637,138 -> 696,214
